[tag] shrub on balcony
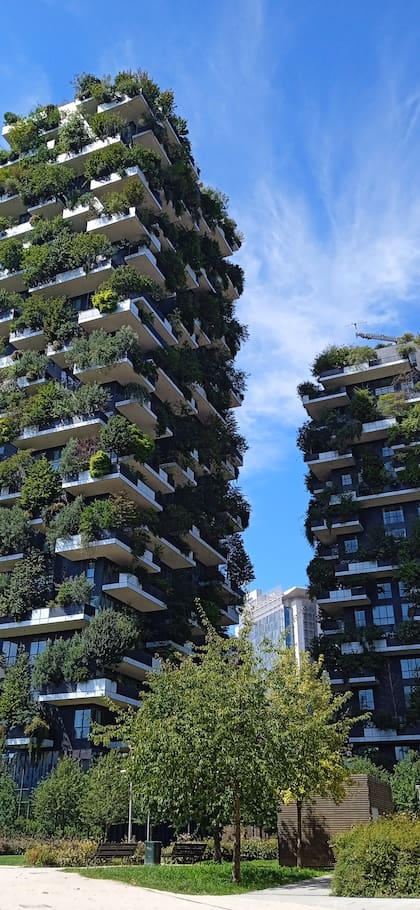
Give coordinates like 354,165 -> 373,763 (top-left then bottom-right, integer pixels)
59,437 -> 97,476
0,415 -> 19,444
23,230 -> 111,287
83,608 -> 139,669
0,237 -> 23,272
46,496 -> 84,549
388,403 -> 420,445
0,549 -> 50,620
55,574 -> 94,608
359,450 -> 389,493
42,296 -> 78,346
83,143 -> 128,180
396,619 -> 420,644
311,344 -> 375,377
307,555 -> 336,599
11,296 -> 49,332
9,350 -> 48,380
7,118 -> 39,155
89,450 -> 111,478
157,249 -> 186,291
350,388 -> 378,422
57,113 -> 91,154
73,71 -> 102,100
396,449 -> 420,488
0,450 -> 33,491
105,263 -> 161,301
17,161 -> 73,207
20,458 -> 62,513
0,289 -> 24,316
89,111 -> 123,139
0,504 -> 31,555
0,652 -> 36,729
3,111 -> 20,126
297,380 -> 321,400
101,182 -> 144,216
90,287 -> 118,313
113,70 -> 143,98
99,414 -> 154,463
20,381 -> 63,427
225,533 -> 254,589
71,382 -> 110,418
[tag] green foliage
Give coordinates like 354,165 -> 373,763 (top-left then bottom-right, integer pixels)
83,608 -> 139,668
99,414 -> 155,463
347,755 -> 389,782
90,287 -> 118,313
89,111 -> 123,139
0,238 -> 23,272
7,118 -> 39,155
311,345 -> 375,377
46,496 -> 84,549
307,555 -> 336,599
101,177 -> 144,216
0,652 -> 36,730
20,457 -> 61,513
0,505 -> 30,555
23,227 -> 111,287
388,403 -> 420,445
0,450 -> 33,491
350,388 -> 378,422
332,814 -> 420,897
396,619 -> 420,643
55,574 -> 94,608
32,758 -> 86,837
89,450 -> 111,478
225,533 -> 254,588
377,391 -> 408,418
99,263 -> 161,301
24,839 -> 97,867
59,437 -> 97,476
157,249 -> 186,291
391,751 -> 420,813
0,549 -> 50,620
58,113 -> 91,154
0,289 -> 24,316
83,143 -> 128,180
359,450 -> 389,493
0,416 -> 19,445
67,325 -> 142,370
9,350 -> 48,380
0,764 -> 18,834
17,162 -> 72,207
73,72 -> 102,100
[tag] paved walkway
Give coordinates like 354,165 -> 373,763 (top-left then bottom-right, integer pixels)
0,867 -> 418,910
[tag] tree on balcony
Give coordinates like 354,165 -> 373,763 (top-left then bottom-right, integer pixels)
0,549 -> 51,620
20,457 -> 62,514
0,651 -> 36,730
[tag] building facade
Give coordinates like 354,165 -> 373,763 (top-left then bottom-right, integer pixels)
246,585 -> 318,661
0,70 -> 250,789
299,338 -> 420,764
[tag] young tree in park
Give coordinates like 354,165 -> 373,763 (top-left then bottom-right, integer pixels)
82,751 -> 131,839
267,648 -> 360,867
32,756 -> 86,836
96,621 -> 277,883
391,749 -> 420,813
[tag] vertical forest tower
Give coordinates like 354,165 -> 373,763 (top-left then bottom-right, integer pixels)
300,338 -> 420,765
0,71 -> 250,789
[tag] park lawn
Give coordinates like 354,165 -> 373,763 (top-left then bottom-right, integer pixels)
72,860 -> 326,895
0,855 -> 25,866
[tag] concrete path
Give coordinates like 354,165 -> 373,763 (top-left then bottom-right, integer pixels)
0,867 -> 418,910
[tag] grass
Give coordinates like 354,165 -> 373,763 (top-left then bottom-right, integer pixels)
72,860 -> 326,895
0,855 -> 25,866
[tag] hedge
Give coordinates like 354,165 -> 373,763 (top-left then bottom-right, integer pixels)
332,814 -> 420,898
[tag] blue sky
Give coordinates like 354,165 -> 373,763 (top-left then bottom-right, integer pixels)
2,0 -> 420,592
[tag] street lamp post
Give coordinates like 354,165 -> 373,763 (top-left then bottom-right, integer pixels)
120,770 -> 133,843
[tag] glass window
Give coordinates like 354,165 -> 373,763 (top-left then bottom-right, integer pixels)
401,602 -> 413,620
385,527 -> 406,539
29,640 -> 47,663
359,688 -> 374,710
344,538 -> 358,554
382,447 -> 394,458
354,609 -> 366,628
377,582 -> 392,600
383,507 -> 404,525
73,708 -> 91,739
395,746 -> 409,761
2,641 -> 17,667
399,581 -> 406,597
401,658 -> 420,679
342,474 -> 352,487
373,604 -> 395,625
403,685 -> 415,706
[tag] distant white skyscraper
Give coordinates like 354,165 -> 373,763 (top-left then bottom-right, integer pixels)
244,586 -> 319,662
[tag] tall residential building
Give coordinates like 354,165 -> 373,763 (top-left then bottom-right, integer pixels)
299,338 -> 420,764
246,586 -> 318,660
0,70 -> 250,789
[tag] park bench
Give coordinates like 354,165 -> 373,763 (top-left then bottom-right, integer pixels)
171,842 -> 206,864
93,842 -> 137,863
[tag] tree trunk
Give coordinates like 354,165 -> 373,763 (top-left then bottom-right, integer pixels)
296,800 -> 302,868
232,792 -> 241,883
277,827 -> 281,867
213,825 -> 222,863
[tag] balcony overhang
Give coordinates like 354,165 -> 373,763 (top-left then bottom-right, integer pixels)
103,573 -> 165,612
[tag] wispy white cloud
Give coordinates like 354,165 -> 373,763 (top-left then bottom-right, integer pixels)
235,67 -> 420,475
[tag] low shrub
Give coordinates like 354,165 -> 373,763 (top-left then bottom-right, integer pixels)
332,814 -> 420,898
25,839 -> 97,867
89,450 -> 112,478
201,838 -> 278,862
